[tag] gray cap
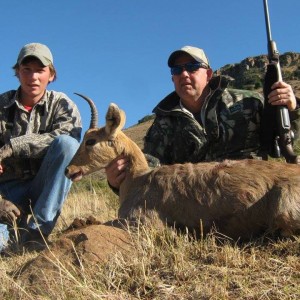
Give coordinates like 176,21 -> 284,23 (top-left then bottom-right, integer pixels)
168,45 -> 210,67
17,43 -> 53,66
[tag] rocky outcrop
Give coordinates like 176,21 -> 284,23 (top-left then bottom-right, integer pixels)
216,52 -> 300,91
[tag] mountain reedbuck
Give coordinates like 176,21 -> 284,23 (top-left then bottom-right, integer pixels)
65,94 -> 300,240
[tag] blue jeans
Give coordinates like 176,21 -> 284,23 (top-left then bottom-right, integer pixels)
0,224 -> 9,251
0,135 -> 79,239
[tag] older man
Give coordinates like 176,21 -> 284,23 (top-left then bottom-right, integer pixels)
106,45 -> 299,189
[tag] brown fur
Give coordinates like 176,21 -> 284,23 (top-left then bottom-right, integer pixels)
66,103 -> 300,240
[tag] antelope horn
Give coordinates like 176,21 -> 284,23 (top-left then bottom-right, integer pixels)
74,93 -> 98,129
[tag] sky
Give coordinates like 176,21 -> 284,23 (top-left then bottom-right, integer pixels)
0,0 -> 299,135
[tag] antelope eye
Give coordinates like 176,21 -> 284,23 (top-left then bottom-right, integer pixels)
86,139 -> 96,146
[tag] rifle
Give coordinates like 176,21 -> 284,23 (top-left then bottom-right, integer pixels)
260,0 -> 300,164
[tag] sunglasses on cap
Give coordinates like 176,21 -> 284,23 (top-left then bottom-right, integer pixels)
170,62 -> 208,75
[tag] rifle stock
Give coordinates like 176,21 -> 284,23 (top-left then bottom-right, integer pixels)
261,0 -> 299,164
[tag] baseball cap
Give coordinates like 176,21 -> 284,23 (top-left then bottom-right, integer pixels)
168,46 -> 210,68
16,43 -> 53,66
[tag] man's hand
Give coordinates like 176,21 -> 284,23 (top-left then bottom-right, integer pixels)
105,154 -> 129,190
268,81 -> 297,110
0,198 -> 21,222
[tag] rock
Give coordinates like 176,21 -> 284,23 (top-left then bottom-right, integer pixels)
14,222 -> 133,289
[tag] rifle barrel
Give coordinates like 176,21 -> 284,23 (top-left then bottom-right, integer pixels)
263,0 -> 272,42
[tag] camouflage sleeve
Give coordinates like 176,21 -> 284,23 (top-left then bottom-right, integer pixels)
10,93 -> 82,159
143,116 -> 174,165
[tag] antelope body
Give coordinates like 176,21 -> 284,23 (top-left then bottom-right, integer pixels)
65,95 -> 300,240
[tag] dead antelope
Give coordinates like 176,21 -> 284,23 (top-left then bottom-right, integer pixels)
65,94 -> 300,240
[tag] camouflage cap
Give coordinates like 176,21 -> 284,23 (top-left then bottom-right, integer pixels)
17,43 -> 53,66
168,46 -> 210,67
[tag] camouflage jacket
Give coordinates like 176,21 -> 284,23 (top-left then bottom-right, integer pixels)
144,75 -> 300,164
0,88 -> 82,181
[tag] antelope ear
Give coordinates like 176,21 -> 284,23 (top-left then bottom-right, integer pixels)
105,103 -> 126,138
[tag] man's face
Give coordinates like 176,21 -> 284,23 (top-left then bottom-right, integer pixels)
17,58 -> 54,103
172,54 -> 212,106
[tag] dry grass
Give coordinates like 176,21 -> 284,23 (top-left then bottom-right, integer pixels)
0,178 -> 299,300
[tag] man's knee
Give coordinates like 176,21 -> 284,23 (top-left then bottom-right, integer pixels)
52,135 -> 79,157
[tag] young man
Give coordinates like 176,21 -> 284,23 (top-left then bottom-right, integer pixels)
106,45 -> 299,189
0,43 -> 82,251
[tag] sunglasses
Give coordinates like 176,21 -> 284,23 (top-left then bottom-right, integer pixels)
170,62 -> 208,75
